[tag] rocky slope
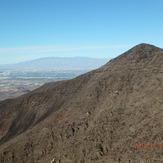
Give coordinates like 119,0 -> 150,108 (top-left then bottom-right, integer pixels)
0,43 -> 163,163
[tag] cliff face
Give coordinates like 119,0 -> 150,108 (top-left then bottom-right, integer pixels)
0,43 -> 163,163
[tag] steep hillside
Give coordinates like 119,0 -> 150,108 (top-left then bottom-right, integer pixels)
0,43 -> 163,163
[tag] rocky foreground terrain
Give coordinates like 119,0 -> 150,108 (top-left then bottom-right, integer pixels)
0,43 -> 163,163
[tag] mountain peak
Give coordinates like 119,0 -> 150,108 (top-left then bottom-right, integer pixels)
108,43 -> 162,66
130,43 -> 161,52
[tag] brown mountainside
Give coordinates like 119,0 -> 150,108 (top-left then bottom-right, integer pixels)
0,43 -> 163,163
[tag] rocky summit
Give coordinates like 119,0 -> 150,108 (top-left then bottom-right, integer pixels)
0,43 -> 163,163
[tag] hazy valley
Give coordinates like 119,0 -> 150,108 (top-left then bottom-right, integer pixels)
0,57 -> 108,101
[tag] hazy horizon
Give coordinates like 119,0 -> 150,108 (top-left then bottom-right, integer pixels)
0,56 -> 110,65
0,44 -> 131,64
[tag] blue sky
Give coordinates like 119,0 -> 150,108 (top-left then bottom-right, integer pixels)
0,0 -> 163,64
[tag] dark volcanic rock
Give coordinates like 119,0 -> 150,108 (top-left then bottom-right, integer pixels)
0,43 -> 163,163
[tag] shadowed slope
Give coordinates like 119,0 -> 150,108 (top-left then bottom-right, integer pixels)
0,43 -> 163,163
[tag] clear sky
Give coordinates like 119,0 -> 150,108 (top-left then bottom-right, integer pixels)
0,0 -> 163,64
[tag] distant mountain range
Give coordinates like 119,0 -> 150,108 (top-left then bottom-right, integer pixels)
0,57 -> 109,71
